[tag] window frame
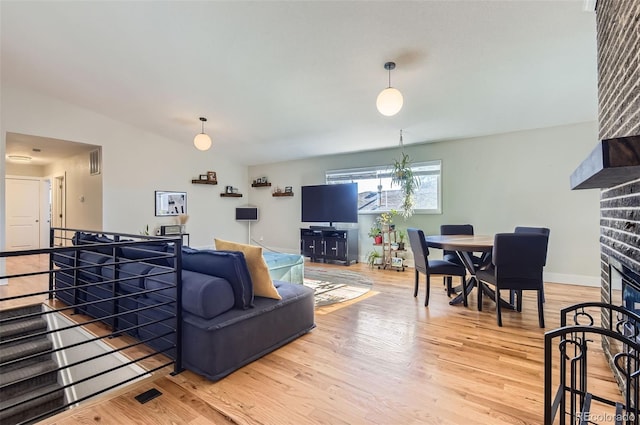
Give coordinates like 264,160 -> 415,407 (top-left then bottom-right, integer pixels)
325,159 -> 442,215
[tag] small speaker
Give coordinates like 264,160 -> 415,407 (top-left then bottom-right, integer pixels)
236,207 -> 258,221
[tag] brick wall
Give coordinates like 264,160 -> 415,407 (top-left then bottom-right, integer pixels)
597,0 -> 640,390
598,0 -> 640,320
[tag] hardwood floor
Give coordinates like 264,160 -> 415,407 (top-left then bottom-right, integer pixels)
2,257 -> 622,424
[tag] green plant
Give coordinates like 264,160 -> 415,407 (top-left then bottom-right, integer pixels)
140,224 -> 149,236
396,229 -> 406,242
366,249 -> 382,269
376,209 -> 398,227
391,152 -> 420,219
368,226 -> 381,239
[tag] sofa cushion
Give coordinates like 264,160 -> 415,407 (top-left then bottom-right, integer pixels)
102,262 -> 154,295
214,239 -> 281,300
144,268 -> 235,320
121,242 -> 170,266
181,248 -> 254,309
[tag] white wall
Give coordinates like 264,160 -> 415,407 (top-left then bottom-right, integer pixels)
1,84 -> 248,248
44,152 -> 103,232
248,122 -> 602,285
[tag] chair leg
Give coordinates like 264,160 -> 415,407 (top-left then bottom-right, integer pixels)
516,290 -> 523,312
477,278 -> 483,311
541,286 -> 546,304
425,274 -> 431,306
414,269 -> 419,298
537,290 -> 545,328
446,276 -> 453,295
461,276 -> 468,307
496,288 -> 503,327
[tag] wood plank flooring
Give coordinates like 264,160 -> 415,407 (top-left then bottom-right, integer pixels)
1,257 -> 622,424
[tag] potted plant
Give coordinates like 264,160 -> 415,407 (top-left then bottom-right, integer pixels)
366,249 -> 383,269
391,152 -> 420,219
396,229 -> 407,251
368,225 -> 383,244
377,210 -> 398,232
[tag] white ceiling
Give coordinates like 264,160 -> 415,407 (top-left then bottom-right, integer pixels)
1,1 -> 598,166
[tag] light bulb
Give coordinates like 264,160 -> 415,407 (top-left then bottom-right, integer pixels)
194,133 -> 212,151
376,87 -> 403,116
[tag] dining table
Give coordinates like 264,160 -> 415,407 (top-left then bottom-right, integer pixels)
424,234 -> 513,309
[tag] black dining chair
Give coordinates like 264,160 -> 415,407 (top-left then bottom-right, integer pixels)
514,226 -> 550,304
440,224 -> 484,295
476,233 -> 549,327
407,228 -> 467,307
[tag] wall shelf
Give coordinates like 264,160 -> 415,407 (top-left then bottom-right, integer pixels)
272,192 -> 294,197
192,179 -> 218,185
220,193 -> 243,197
251,182 -> 272,187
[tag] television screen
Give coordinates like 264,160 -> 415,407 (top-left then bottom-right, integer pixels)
236,207 -> 258,221
301,183 -> 358,224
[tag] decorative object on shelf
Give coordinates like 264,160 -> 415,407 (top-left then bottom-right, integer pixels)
391,130 -> 420,219
194,117 -> 212,151
160,224 -> 182,235
192,171 -> 217,185
252,177 -> 271,187
366,249 -> 383,269
176,214 -> 189,233
155,191 -> 187,216
140,224 -> 150,236
376,61 -> 403,116
284,186 -> 293,193
368,225 -> 382,244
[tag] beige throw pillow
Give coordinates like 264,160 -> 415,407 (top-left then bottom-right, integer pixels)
214,238 -> 281,300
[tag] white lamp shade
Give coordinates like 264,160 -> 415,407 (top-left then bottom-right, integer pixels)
194,133 -> 212,151
376,87 -> 403,116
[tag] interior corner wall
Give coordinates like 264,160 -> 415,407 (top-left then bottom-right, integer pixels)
0,83 -> 248,248
248,121 -> 601,285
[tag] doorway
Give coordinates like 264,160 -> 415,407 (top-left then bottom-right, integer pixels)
5,177 -> 42,250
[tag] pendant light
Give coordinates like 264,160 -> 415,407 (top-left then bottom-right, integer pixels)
194,117 -> 212,151
376,62 -> 403,116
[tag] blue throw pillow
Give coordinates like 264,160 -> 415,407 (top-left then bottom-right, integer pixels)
120,242 -> 169,266
180,248 -> 254,309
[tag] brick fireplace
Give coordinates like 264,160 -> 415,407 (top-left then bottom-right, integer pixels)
586,0 -> 640,390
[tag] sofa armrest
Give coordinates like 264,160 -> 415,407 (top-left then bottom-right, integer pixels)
181,248 -> 254,309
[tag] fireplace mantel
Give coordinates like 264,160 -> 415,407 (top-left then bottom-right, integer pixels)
570,135 -> 640,190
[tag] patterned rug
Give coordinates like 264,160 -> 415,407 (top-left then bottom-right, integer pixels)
303,265 -> 373,307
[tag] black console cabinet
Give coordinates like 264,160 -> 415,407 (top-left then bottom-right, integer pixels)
300,228 -> 358,266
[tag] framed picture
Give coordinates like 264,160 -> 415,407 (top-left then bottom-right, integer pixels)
199,174 -> 208,181
155,191 -> 187,216
207,171 -> 217,181
391,257 -> 403,267
284,186 -> 293,193
225,185 -> 233,194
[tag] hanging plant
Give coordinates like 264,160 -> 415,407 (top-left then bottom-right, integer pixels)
391,152 -> 420,219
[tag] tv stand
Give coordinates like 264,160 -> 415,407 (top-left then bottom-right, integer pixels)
300,228 -> 358,266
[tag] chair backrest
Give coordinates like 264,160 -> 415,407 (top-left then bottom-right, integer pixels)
440,224 -> 474,257
407,228 -> 429,273
514,226 -> 550,265
492,233 -> 548,288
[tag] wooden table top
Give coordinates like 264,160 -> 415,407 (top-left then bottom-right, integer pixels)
425,234 -> 494,252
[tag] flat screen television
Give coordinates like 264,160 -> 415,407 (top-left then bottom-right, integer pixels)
236,207 -> 258,221
301,183 -> 358,226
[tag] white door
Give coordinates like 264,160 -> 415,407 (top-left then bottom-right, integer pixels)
5,178 -> 41,251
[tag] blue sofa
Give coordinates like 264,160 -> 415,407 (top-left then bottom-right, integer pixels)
52,233 -> 315,381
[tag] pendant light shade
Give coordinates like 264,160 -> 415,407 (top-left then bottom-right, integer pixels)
194,117 -> 212,151
376,62 -> 403,117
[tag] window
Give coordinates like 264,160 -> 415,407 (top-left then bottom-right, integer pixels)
326,160 -> 441,214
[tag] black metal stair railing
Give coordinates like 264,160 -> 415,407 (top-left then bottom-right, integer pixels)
544,302 -> 640,425
0,228 -> 184,425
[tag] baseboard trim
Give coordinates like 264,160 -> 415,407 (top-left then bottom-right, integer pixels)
544,272 -> 601,287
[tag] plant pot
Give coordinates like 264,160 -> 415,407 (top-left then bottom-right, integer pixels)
398,242 -> 405,251
374,235 -> 383,245
374,258 -> 383,265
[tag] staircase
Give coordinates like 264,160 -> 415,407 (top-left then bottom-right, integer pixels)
0,304 -> 66,425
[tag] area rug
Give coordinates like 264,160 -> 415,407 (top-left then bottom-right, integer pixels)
303,265 -> 373,307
